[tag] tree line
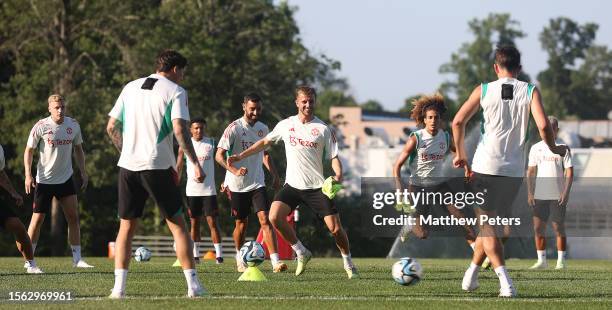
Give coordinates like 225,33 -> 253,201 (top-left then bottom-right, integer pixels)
0,2 -> 609,256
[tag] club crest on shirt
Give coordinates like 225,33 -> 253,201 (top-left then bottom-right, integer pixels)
311,128 -> 320,137
258,130 -> 264,137
66,127 -> 73,135
439,142 -> 445,150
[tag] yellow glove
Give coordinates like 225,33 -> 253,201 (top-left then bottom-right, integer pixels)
322,176 -> 343,199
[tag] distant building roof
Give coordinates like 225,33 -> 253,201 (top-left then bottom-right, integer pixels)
361,110 -> 412,122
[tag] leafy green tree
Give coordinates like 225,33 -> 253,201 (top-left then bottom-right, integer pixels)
439,13 -> 530,111
0,0 -> 340,256
360,99 -> 383,112
537,17 -> 600,118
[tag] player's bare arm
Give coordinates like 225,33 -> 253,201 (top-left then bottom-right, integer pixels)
23,146 -> 36,194
452,85 -> 481,171
526,166 -> 537,207
560,166 -> 574,207
228,138 -> 271,166
106,117 -> 123,152
74,143 -> 88,191
531,88 -> 567,157
215,147 -> 246,176
263,151 -> 280,190
393,135 -> 416,191
173,118 -> 204,183
176,147 -> 185,182
331,156 -> 343,183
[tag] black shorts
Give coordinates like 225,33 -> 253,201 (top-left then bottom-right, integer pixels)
187,195 -> 218,218
274,184 -> 337,218
468,172 -> 522,215
118,168 -> 182,219
230,187 -> 269,220
533,199 -> 566,223
33,176 -> 77,214
0,205 -> 17,229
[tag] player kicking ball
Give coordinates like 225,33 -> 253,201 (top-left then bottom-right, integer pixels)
228,86 -> 358,279
215,93 -> 287,273
176,118 -> 224,264
393,93 -> 476,247
453,46 -> 567,297
1,144 -> 43,274
24,94 -> 93,268
527,116 -> 573,270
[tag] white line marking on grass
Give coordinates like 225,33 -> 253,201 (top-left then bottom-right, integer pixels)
76,295 -> 612,303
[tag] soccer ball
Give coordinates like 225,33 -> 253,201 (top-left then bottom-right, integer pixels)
240,241 -> 265,267
392,257 -> 423,285
134,246 -> 152,262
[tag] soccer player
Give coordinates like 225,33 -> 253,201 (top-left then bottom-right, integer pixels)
228,86 -> 358,279
392,93 -> 476,245
106,50 -> 205,298
215,93 -> 287,273
1,143 -> 43,274
176,118 -> 224,264
527,116 -> 573,270
452,45 -> 567,297
24,94 -> 93,268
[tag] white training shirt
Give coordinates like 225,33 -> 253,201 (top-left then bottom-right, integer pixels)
408,129 -> 450,187
528,140 -> 573,200
26,116 -> 83,184
472,77 -> 535,177
185,137 -> 216,196
109,73 -> 190,171
0,144 -> 5,170
218,118 -> 268,192
266,115 -> 338,190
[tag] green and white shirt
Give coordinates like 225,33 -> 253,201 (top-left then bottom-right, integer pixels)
407,129 -> 450,187
472,77 -> 534,177
109,73 -> 190,171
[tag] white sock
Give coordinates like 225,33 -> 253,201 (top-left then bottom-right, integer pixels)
557,251 -> 566,264
71,245 -> 82,264
193,242 -> 200,258
173,242 -> 177,253
341,252 -> 353,268
113,269 -> 128,293
270,253 -> 280,265
537,250 -> 547,263
290,241 -> 307,256
494,266 -> 513,289
469,243 -> 476,251
213,243 -> 222,258
32,243 -> 37,254
183,269 -> 201,291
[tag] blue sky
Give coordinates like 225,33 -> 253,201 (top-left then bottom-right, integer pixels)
287,0 -> 612,111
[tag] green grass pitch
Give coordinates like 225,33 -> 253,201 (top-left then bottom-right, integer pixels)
0,257 -> 611,309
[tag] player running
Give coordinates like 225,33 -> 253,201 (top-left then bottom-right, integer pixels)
107,50 -> 205,298
176,118 -> 224,264
527,116 -> 573,270
215,93 -> 287,273
393,93 -> 476,246
452,45 -> 567,297
1,143 -> 43,274
228,86 -> 358,279
24,94 -> 93,268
